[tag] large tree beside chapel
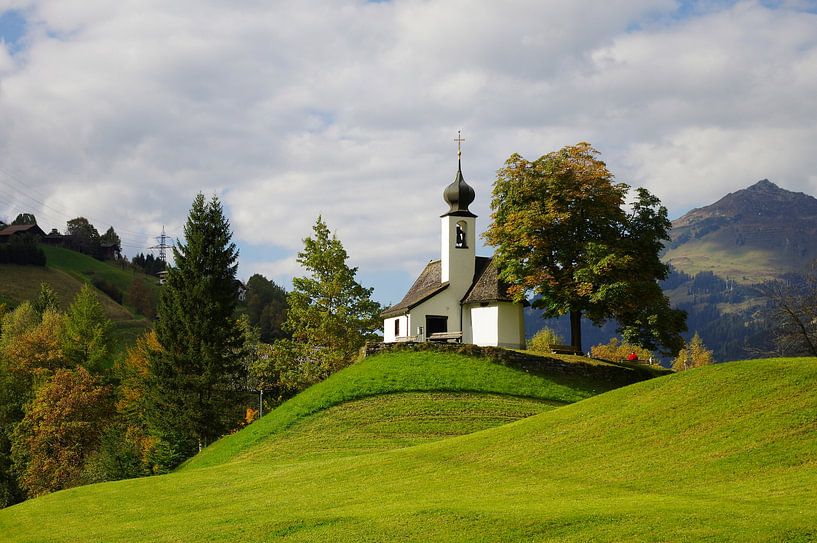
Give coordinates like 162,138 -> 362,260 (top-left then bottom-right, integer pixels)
146,194 -> 244,465
484,142 -> 686,354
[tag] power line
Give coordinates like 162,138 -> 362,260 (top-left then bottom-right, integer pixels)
149,226 -> 173,263
0,166 -> 177,240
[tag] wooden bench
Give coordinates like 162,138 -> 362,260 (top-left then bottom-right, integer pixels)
427,331 -> 463,343
395,335 -> 419,343
549,344 -> 583,355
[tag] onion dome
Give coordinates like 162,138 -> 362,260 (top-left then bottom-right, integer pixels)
442,159 -> 477,217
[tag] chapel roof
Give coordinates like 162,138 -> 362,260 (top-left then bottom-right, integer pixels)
380,256 -> 517,319
460,257 -> 515,304
381,260 -> 449,318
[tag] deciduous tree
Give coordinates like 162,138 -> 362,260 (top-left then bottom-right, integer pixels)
245,274 -> 288,343
65,217 -> 101,258
100,226 -> 122,259
484,143 -> 686,354
11,213 -> 36,225
282,216 -> 381,376
10,367 -> 112,497
32,282 -> 59,315
759,266 -> 817,356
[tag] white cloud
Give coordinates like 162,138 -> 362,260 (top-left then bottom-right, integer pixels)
1,1 -> 816,302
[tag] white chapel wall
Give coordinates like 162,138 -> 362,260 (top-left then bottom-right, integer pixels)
497,302 -> 526,349
408,289 -> 463,338
470,305 -> 499,346
383,315 -> 409,342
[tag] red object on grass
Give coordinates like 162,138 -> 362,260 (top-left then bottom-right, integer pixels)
627,352 -> 638,362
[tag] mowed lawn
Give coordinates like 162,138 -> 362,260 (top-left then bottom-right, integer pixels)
2,354 -> 816,542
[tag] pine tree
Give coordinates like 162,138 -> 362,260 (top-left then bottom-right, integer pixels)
147,194 -> 244,463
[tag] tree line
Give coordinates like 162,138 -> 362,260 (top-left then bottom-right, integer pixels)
0,195 -> 381,507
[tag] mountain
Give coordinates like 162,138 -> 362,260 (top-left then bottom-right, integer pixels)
527,180 -> 817,362
665,179 -> 817,282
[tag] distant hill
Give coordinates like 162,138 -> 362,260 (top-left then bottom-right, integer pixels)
0,244 -> 158,355
2,351 -> 815,541
665,179 -> 817,283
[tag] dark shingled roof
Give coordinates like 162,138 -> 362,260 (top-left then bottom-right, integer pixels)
0,224 -> 46,238
380,260 -> 449,318
461,257 -> 514,304
381,256 -> 517,319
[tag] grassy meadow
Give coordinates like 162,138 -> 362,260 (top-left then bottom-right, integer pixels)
1,351 -> 815,542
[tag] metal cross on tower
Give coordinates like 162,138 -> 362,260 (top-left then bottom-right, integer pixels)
454,130 -> 465,159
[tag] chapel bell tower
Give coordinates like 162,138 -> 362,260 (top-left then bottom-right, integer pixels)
440,132 -> 476,289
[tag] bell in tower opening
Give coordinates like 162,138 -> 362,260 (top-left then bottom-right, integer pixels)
456,222 -> 467,248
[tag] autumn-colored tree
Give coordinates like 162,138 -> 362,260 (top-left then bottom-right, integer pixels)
2,309 -> 66,377
0,303 -> 40,506
590,337 -> 653,362
11,367 -> 112,496
115,330 -> 165,474
61,284 -> 111,372
281,216 -> 381,377
484,143 -> 686,354
671,332 -> 714,371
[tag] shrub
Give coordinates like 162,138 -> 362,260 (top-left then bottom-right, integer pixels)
591,337 -> 653,363
527,327 -> 565,353
671,332 -> 714,371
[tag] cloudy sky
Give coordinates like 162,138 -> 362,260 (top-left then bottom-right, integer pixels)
1,0 -> 816,304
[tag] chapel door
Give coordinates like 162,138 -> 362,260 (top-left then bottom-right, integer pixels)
426,315 -> 447,336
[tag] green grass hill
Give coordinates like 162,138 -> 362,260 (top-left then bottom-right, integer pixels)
1,350 -> 815,542
0,244 -> 158,350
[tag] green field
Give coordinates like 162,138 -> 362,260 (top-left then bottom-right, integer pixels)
2,351 -> 815,542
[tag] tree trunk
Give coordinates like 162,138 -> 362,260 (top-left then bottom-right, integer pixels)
570,310 -> 582,353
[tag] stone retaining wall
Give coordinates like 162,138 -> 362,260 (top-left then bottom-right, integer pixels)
362,342 -> 664,385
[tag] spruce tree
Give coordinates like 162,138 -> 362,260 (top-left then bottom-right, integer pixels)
147,194 -> 244,463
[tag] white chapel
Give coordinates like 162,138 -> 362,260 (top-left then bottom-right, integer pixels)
381,147 -> 526,349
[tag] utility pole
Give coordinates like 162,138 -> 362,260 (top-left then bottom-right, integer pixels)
150,226 -> 172,263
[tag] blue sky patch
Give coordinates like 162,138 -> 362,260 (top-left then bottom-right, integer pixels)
0,10 -> 27,52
